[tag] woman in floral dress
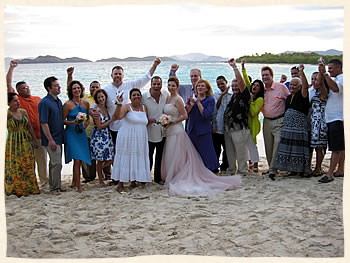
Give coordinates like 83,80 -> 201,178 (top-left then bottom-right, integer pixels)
90,89 -> 115,186
5,92 -> 40,197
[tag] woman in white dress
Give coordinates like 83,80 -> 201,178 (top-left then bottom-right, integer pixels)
111,88 -> 152,193
161,77 -> 241,197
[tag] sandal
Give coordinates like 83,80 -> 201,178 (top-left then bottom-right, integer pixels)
318,175 -> 334,183
333,173 -> 344,177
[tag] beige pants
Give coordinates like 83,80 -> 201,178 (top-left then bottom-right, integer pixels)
45,145 -> 63,192
224,129 -> 250,176
34,140 -> 48,185
263,117 -> 284,174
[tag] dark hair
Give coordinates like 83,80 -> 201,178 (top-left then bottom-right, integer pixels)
44,76 -> 58,92
8,92 -> 17,104
93,89 -> 108,107
261,66 -> 274,77
216,75 -> 227,83
129,88 -> 142,98
111,65 -> 124,73
15,81 -> 26,90
168,77 -> 179,88
67,80 -> 85,100
248,75 -> 252,83
90,81 -> 100,88
151,76 -> 162,84
251,79 -> 265,101
290,66 -> 299,71
328,59 -> 342,68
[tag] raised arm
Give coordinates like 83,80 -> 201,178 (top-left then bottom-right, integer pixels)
318,62 -> 339,93
241,59 -> 252,89
298,64 -> 309,98
67,67 -> 74,88
169,64 -> 179,77
149,57 -> 161,76
228,58 -> 246,93
7,60 -> 18,93
315,73 -> 328,101
113,94 -> 130,120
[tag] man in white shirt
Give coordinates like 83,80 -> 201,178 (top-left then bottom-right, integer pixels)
141,76 -> 169,184
318,59 -> 344,183
103,58 -> 161,145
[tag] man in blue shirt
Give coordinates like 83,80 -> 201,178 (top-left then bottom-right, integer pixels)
39,76 -> 65,195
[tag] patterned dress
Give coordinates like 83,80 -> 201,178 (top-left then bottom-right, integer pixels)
276,90 -> 312,174
310,90 -> 328,148
90,108 -> 114,161
5,109 -> 40,197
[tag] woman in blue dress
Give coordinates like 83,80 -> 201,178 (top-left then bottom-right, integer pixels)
63,80 -> 91,193
186,79 -> 219,172
90,89 -> 115,186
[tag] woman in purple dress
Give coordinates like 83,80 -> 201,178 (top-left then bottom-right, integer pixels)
186,79 -> 219,172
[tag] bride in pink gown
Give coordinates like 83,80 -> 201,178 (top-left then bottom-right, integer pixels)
161,77 -> 241,197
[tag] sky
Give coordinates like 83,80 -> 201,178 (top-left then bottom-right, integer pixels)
3,3 -> 344,61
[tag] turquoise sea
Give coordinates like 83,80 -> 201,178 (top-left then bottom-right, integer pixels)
6,61 -> 318,102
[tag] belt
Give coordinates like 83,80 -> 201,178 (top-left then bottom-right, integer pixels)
265,114 -> 284,121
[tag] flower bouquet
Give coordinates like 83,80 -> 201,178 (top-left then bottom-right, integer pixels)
157,114 -> 173,127
75,112 -> 87,124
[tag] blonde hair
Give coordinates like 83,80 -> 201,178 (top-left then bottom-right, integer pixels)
195,79 -> 212,97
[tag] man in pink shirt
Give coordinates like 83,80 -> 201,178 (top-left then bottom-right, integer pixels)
261,66 -> 290,180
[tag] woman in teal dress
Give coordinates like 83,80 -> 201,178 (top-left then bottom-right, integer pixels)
63,81 -> 91,193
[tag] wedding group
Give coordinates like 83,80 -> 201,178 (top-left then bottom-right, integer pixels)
5,56 -> 344,198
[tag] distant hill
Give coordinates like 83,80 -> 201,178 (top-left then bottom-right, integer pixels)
96,56 -> 176,62
171,53 -> 228,62
284,49 -> 342,56
312,49 -> 343,56
18,55 -> 92,64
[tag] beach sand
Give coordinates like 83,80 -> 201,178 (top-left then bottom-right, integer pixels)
4,134 -> 344,258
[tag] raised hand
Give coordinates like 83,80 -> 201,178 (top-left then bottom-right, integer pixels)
117,91 -> 124,103
298,64 -> 304,72
10,60 -> 18,68
171,64 -> 179,72
67,67 -> 74,76
241,58 -> 246,69
228,58 -> 237,68
154,57 -> 162,66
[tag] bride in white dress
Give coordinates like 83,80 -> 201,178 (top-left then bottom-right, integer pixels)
161,77 -> 241,197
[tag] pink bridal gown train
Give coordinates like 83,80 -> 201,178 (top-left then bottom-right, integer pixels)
161,103 -> 241,197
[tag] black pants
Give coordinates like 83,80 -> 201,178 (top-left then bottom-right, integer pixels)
149,138 -> 166,183
212,133 -> 229,171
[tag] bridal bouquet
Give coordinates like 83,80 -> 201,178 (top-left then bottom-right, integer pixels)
75,112 -> 87,124
157,114 -> 173,127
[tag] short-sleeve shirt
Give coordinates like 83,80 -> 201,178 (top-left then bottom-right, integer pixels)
18,95 -> 41,139
224,87 -> 250,132
38,94 -> 64,146
263,82 -> 290,118
285,89 -> 309,115
325,73 -> 343,123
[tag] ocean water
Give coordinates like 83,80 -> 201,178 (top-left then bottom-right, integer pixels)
6,61 -> 318,102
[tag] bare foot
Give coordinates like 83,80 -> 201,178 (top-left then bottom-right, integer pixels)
130,182 -> 137,188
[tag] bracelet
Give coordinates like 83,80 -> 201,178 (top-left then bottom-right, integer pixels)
233,67 -> 238,70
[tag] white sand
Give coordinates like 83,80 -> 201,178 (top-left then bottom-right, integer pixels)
4,134 -> 344,258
